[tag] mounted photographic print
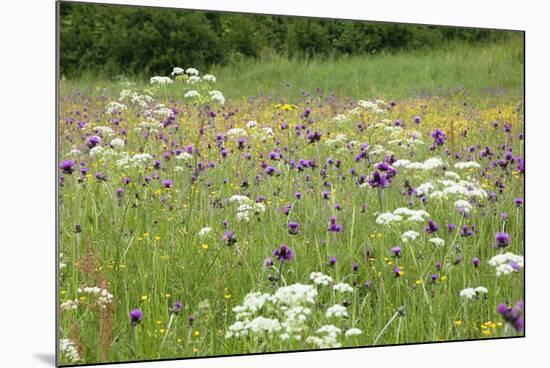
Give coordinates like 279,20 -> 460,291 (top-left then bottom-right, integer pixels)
56,1 -> 525,366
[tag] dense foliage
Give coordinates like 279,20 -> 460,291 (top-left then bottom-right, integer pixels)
59,2 -> 516,78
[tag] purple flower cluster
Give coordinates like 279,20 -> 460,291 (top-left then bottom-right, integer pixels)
497,300 -> 524,333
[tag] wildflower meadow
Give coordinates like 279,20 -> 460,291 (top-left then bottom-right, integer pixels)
57,9 -> 524,366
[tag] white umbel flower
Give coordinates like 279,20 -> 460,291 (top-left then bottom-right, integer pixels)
171,67 -> 184,76
150,76 -> 173,85
309,272 -> 333,286
326,304 -> 348,318
184,90 -> 200,99
198,227 -> 212,237
455,199 -> 473,214
345,328 -> 363,337
429,237 -> 445,247
454,161 -> 481,170
333,282 -> 354,293
402,230 -> 420,243
110,138 -> 125,149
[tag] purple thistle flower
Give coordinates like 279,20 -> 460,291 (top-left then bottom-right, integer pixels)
514,197 -> 524,207
424,219 -> 439,234
494,232 -> 511,249
497,300 -> 524,333
453,255 -> 462,265
265,166 -> 276,176
327,216 -> 343,233
171,301 -> 184,314
352,262 -> 359,273
288,221 -> 300,235
60,160 -> 75,174
307,131 -> 322,144
367,170 -> 389,189
162,179 -> 173,188
472,257 -> 480,268
447,223 -> 456,232
391,246 -> 402,257
222,231 -> 237,246
328,256 -> 337,266
430,128 -> 446,148
87,136 -> 101,148
273,243 -> 293,262
321,190 -> 330,199
130,308 -> 143,325
188,315 -> 195,326
295,191 -> 302,200
393,266 -> 402,277
94,172 -> 107,181
431,273 -> 439,283
414,116 -> 421,124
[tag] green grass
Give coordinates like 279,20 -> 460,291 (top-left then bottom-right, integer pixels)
68,35 -> 524,101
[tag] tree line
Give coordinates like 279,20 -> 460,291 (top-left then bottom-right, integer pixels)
59,2 -> 515,78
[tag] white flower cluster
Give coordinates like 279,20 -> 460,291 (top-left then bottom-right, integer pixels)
415,177 -> 487,200
375,212 -> 403,225
60,339 -> 81,363
488,253 -> 524,276
428,237 -> 445,247
393,157 -> 444,171
309,272 -> 333,286
376,208 -> 430,225
150,76 -> 173,85
226,316 -> 282,338
77,286 -> 113,309
171,67 -> 184,76
187,75 -> 201,85
246,120 -> 258,128
93,125 -> 114,136
60,299 -> 79,311
198,227 -> 212,237
402,230 -> 420,243
454,199 -> 473,214
135,118 -> 163,133
454,161 -> 481,170
110,138 -> 125,149
227,128 -> 247,137
119,89 -> 153,108
151,104 -> 173,117
333,282 -> 354,293
89,146 -> 116,159
325,133 -> 348,146
459,286 -> 488,299
209,90 -> 225,104
184,90 -> 200,99
358,99 -> 385,113
105,101 -> 128,114
345,328 -> 363,337
175,152 -> 193,161
332,114 -> 352,125
326,304 -> 348,318
274,283 -> 318,306
444,171 -> 461,180
226,283 -> 317,340
228,195 -> 265,222
116,152 -> 152,170
306,325 -> 343,348
203,74 -> 216,83
252,127 -> 275,142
